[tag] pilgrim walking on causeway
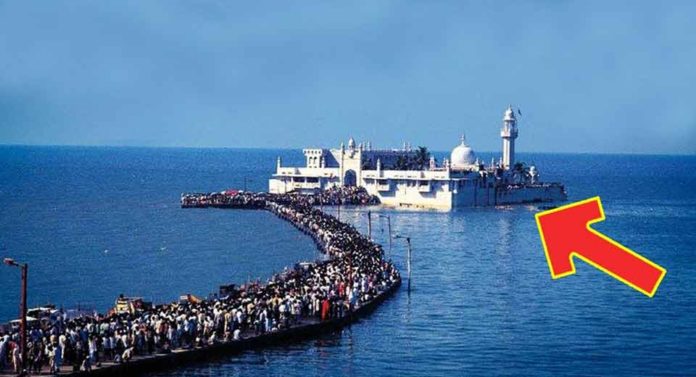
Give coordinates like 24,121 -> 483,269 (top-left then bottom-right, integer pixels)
0,187 -> 399,376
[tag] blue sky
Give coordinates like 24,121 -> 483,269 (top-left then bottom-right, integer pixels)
0,1 -> 694,154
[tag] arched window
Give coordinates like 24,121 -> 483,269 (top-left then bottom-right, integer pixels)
344,170 -> 357,186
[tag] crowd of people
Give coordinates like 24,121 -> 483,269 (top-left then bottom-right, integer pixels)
1,189 -> 399,375
181,186 -> 380,208
313,186 -> 380,206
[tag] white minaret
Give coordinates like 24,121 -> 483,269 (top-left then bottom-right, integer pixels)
500,105 -> 518,170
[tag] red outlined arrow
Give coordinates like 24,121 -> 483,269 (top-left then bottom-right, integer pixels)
535,196 -> 666,297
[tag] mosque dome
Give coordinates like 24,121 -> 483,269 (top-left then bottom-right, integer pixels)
450,135 -> 476,168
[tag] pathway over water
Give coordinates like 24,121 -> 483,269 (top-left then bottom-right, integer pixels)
0,189 -> 399,376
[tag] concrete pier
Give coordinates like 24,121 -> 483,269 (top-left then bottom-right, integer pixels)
1,189 -> 399,376
4,281 -> 398,377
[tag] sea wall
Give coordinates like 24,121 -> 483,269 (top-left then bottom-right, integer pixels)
0,189 -> 399,377
69,280 -> 400,377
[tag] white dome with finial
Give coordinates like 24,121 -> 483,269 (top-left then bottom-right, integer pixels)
450,134 -> 476,168
348,137 -> 356,149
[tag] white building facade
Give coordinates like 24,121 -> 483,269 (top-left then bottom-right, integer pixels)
269,106 -> 566,210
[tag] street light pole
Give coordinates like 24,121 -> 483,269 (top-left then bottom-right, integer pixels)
21,263 -> 27,372
394,236 -> 412,292
405,237 -> 412,292
378,215 -> 392,259
387,217 -> 392,259
4,257 -> 28,375
367,211 -> 372,240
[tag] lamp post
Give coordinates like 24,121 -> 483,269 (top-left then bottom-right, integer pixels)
394,235 -> 412,292
3,257 -> 28,375
367,211 -> 372,240
243,177 -> 253,192
378,214 -> 392,259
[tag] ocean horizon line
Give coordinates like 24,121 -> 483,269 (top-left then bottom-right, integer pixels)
1,143 -> 694,158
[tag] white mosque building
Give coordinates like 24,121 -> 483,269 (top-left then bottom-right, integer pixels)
269,106 -> 566,209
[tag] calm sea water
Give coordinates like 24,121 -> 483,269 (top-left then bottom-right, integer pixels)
1,146 -> 695,376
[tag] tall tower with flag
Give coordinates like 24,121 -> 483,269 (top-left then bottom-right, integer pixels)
500,105 -> 518,170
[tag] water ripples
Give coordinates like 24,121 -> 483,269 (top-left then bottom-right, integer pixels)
2,148 -> 695,376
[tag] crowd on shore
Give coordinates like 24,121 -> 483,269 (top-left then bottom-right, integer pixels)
1,188 -> 398,375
